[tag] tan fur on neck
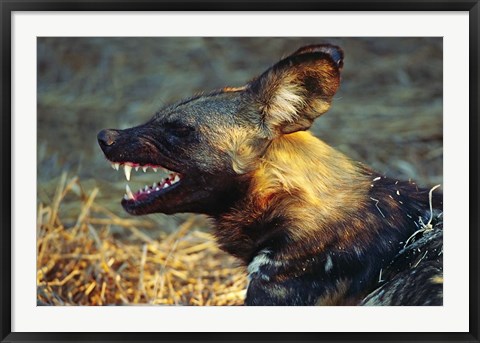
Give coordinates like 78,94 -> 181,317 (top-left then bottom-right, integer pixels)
248,131 -> 370,241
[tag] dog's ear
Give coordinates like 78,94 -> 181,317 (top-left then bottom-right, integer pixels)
248,44 -> 343,135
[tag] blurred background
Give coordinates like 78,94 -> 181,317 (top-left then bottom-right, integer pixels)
37,37 -> 442,305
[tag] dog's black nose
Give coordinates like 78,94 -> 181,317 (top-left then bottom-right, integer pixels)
97,129 -> 118,147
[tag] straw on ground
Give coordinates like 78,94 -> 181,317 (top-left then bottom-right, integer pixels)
37,173 -> 247,306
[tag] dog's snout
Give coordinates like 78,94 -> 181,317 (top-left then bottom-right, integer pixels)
97,129 -> 118,148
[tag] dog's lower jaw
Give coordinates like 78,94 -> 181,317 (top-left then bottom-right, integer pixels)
122,171 -> 250,216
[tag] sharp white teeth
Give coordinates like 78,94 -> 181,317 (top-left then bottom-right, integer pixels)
125,184 -> 134,200
155,187 -> 160,191
124,165 -> 132,181
135,166 -> 139,171
152,182 -> 157,188
163,184 -> 169,189
143,166 -> 148,172
144,185 -> 149,191
153,167 -> 158,172
111,163 -> 120,171
173,175 -> 180,183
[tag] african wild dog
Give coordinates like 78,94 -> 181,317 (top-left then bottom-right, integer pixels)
97,44 -> 443,305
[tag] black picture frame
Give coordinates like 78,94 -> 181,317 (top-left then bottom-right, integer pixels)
1,1 -> 479,342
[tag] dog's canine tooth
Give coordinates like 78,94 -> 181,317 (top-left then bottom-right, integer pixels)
135,166 -> 139,172
125,184 -> 134,200
143,166 -> 148,172
124,165 -> 132,181
173,175 -> 180,183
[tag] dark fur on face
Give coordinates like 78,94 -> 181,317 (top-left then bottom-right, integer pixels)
98,44 -> 443,305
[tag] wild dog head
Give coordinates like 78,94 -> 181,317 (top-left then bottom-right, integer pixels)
97,44 -> 343,216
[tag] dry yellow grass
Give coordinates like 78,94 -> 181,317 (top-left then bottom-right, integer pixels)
37,173 -> 247,306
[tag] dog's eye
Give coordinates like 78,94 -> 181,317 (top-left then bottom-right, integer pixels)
164,122 -> 194,138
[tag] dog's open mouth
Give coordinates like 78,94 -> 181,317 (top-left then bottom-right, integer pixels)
108,160 -> 183,205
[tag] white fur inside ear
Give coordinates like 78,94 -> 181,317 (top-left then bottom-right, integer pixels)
262,76 -> 306,128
